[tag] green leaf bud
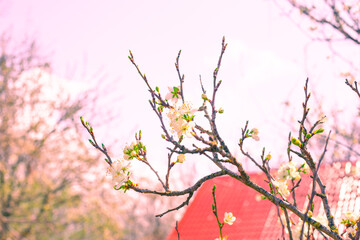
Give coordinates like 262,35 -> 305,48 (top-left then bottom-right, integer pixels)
291,137 -> 302,147
314,128 -> 324,134
201,93 -> 208,101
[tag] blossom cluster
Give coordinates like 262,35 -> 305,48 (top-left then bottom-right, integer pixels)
341,212 -> 359,237
279,207 -> 359,239
123,140 -> 146,161
272,162 -> 309,198
277,161 -> 301,181
272,179 -> 291,198
278,211 -> 327,239
342,211 -> 359,225
165,87 -> 197,138
107,139 -> 147,189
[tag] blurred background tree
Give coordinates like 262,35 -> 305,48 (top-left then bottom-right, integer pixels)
0,35 -> 126,239
0,33 -> 186,239
275,0 -> 360,163
281,0 -> 360,45
274,0 -> 360,82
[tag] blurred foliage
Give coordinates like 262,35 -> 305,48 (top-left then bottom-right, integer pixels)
282,0 -> 360,45
276,0 -> 360,164
0,33 -> 183,240
0,35 -> 125,239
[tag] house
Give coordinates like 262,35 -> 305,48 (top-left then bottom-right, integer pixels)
166,161 -> 360,240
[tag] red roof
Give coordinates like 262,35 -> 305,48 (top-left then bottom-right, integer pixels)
167,161 -> 360,240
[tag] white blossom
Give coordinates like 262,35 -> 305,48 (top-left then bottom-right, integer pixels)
177,154 -> 186,163
123,142 -> 138,160
251,128 -> 260,141
167,103 -> 196,138
107,160 -> 131,188
130,150 -> 137,157
273,179 -> 290,197
224,212 -> 236,225
343,211 -> 359,224
277,161 -> 301,181
165,86 -> 181,104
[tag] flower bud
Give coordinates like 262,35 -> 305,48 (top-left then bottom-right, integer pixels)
201,93 -> 208,101
177,154 -> 186,163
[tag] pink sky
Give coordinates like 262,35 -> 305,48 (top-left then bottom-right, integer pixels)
2,0 -> 358,177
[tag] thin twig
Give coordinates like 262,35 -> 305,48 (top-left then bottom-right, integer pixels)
175,221 -> 180,240
300,131 -> 331,240
156,193 -> 193,217
345,80 -> 360,98
175,50 -> 185,102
